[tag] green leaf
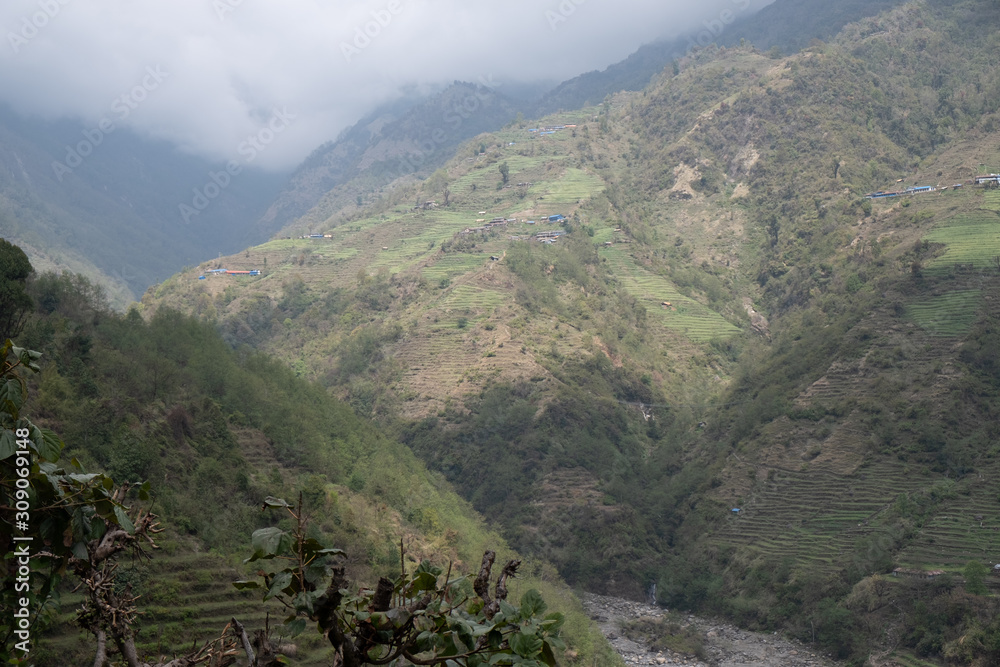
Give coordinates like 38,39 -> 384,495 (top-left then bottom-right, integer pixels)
416,560 -> 443,577
71,508 -> 91,541
519,590 -> 547,619
68,473 -> 101,485
232,580 -> 262,590
263,496 -> 290,508
498,600 -> 519,621
247,527 -> 293,562
283,617 -> 307,637
540,643 -> 557,667
113,505 -> 135,534
301,537 -> 343,558
315,547 -> 346,556
540,612 -> 564,633
0,377 -> 25,416
509,631 -> 543,659
266,571 -> 293,600
31,426 -> 61,462
386,607 -> 412,627
303,561 -> 329,587
0,429 -> 15,459
72,541 -> 89,562
94,499 -> 114,518
138,481 -> 151,501
489,652 -> 515,665
409,570 -> 438,592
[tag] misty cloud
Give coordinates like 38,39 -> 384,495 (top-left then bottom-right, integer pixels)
1,0 -> 771,170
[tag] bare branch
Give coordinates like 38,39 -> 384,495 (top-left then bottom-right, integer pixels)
474,550 -> 497,618
231,617 -> 255,666
495,559 -> 521,603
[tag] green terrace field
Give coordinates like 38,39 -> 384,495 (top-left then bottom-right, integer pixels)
449,154 -> 558,199
713,462 -> 945,566
438,283 -> 509,314
421,252 -> 491,282
599,246 -> 740,343
364,211 -> 479,273
447,159 -> 604,221
537,168 -> 605,209
982,190 -> 1000,211
923,212 -> 1000,273
905,289 -> 983,337
38,550 -> 306,666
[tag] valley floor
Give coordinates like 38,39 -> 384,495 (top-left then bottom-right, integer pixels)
581,594 -> 842,667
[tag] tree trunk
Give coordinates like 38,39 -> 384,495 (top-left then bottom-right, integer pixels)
92,629 -> 107,667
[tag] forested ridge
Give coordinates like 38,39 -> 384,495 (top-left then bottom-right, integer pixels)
1,270 -> 617,666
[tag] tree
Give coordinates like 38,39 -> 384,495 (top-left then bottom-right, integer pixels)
0,339 -> 208,666
0,240 -> 34,341
499,162 -> 510,186
232,496 -> 565,666
964,560 -> 988,595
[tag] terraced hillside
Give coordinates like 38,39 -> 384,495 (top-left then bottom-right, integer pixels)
711,258 -> 1000,562
923,212 -> 1000,274
599,246 -> 740,343
139,3 -> 1000,661
145,101 -> 745,420
714,463 -> 932,565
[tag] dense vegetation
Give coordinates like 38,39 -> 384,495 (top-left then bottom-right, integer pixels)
2,269 -> 618,666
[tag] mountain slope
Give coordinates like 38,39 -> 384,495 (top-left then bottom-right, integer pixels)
250,82 -> 523,240
18,273 -> 619,666
531,0 -> 910,116
0,106 -> 287,306
143,1 -> 1000,663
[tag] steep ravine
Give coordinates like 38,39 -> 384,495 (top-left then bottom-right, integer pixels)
581,595 -> 843,667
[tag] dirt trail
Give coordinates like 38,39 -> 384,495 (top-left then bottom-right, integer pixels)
582,594 -> 843,667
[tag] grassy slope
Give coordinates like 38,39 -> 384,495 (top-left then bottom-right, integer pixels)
22,292 -> 620,666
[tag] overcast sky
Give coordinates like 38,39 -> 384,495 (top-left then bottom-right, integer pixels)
1,0 -> 773,171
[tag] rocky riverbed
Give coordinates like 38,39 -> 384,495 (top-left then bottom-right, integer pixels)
582,594 -> 842,667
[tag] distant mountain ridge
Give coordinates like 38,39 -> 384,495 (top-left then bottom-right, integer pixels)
259,0 -> 917,241
531,0 -> 910,115
0,0 -> 914,307
0,105 -> 286,305
250,80 -> 523,239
